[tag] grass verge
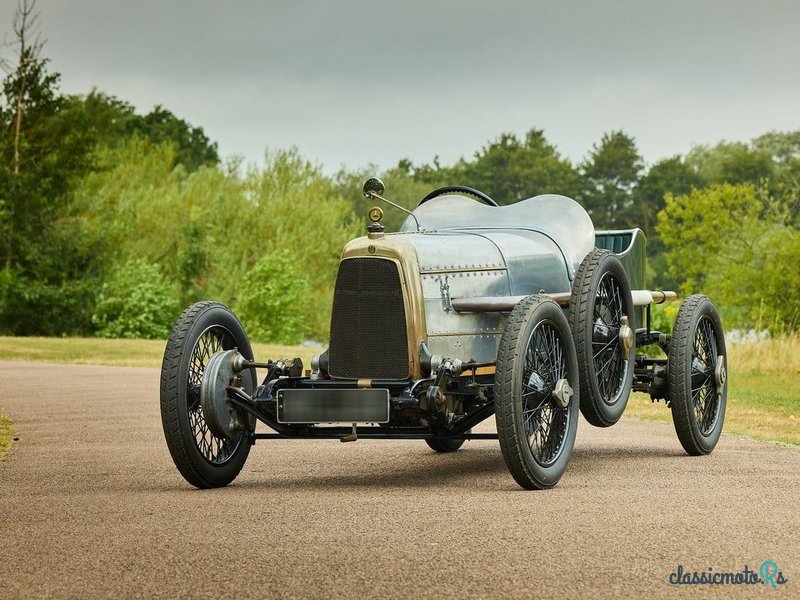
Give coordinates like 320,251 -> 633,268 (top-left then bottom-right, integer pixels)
0,336 -> 320,370
0,412 -> 14,458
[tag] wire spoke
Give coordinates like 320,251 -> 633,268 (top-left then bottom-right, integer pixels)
591,273 -> 629,405
690,316 -> 722,435
186,326 -> 241,464
521,320 -> 571,467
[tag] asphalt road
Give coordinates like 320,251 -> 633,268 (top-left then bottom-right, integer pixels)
1,361 -> 797,598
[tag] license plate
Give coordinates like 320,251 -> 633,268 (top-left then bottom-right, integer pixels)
276,388 -> 390,424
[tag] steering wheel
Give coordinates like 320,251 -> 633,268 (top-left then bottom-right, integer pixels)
418,185 -> 499,207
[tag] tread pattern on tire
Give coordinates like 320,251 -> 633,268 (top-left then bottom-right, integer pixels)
160,301 -> 251,488
495,295 -> 578,490
568,248 -> 633,427
668,294 -> 726,456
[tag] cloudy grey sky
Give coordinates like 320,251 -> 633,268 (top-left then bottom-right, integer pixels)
13,0 -> 800,172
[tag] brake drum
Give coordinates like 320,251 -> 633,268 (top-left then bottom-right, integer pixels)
201,349 -> 247,439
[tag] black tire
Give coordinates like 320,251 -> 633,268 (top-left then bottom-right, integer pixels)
495,295 -> 580,490
569,248 -> 635,427
425,438 -> 465,453
160,301 -> 256,488
668,295 -> 727,455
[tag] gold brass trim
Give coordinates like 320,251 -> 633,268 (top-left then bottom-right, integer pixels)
338,235 -> 428,380
357,379 -> 372,388
368,206 -> 384,223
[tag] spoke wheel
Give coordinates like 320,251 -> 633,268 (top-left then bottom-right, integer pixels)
160,301 -> 256,488
495,295 -> 579,490
668,295 -> 727,455
569,249 -> 635,427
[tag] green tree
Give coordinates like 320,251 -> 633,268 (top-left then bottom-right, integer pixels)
0,53 -> 95,262
62,92 -> 219,172
72,141 -> 359,341
235,250 -> 311,344
753,130 -> 800,167
457,129 -> 579,204
0,2 -> 99,334
658,184 -> 761,292
61,91 -> 136,148
176,216 -> 208,306
579,131 -> 643,228
235,150 -> 361,338
657,183 -> 800,331
633,156 -> 704,239
129,105 -> 218,171
632,156 -> 705,286
685,141 -> 774,186
752,130 -> 800,224
408,155 -> 451,187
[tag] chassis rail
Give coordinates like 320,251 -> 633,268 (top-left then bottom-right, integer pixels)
249,431 -> 499,441
227,386 -> 497,443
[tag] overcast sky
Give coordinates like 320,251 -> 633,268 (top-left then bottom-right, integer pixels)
12,1 -> 800,173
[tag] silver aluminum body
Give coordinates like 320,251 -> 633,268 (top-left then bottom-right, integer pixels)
391,194 -> 596,363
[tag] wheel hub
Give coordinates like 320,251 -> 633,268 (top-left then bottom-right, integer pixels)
714,355 -> 727,395
201,349 -> 247,439
592,319 -> 616,343
691,356 -> 708,389
618,316 -> 634,354
551,379 -> 573,408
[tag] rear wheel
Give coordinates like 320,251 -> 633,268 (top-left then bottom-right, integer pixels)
569,249 -> 635,427
495,295 -> 580,490
160,301 -> 256,488
668,295 -> 727,455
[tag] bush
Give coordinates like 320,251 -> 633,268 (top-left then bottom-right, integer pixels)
92,260 -> 180,339
0,266 -> 97,336
649,301 -> 679,334
658,184 -> 800,332
71,142 -> 360,341
235,250 -> 311,344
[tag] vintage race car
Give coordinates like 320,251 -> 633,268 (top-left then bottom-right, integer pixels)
160,179 -> 728,490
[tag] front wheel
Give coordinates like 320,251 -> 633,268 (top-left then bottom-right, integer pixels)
160,301 -> 256,488
495,295 -> 580,490
668,295 -> 727,455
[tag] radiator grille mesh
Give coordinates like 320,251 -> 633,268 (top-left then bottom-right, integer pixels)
329,258 -> 409,380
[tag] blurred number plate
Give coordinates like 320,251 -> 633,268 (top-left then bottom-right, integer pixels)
276,389 -> 390,424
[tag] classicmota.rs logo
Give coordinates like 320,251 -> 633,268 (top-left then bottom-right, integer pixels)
669,561 -> 788,588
